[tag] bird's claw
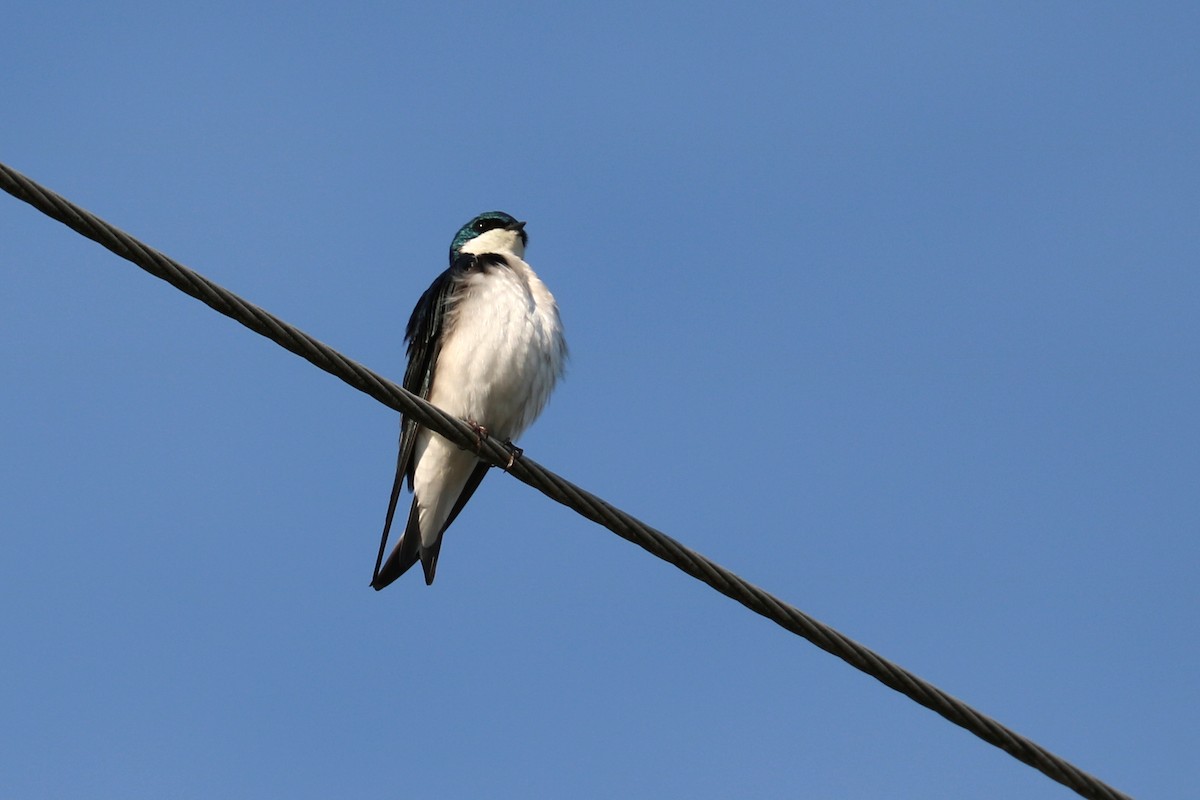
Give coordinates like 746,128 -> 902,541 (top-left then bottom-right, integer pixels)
464,423 -> 521,469
502,439 -> 524,471
466,420 -> 489,452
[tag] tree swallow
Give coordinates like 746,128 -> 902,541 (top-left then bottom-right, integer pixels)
371,212 -> 566,589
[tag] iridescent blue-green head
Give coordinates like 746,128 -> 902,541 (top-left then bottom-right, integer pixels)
449,211 -> 528,263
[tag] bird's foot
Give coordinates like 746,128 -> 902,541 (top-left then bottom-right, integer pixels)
466,420 -> 490,452
502,439 -> 524,471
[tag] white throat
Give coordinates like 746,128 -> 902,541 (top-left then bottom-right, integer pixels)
460,228 -> 525,259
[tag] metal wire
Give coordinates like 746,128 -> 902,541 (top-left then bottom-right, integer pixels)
0,160 -> 1133,800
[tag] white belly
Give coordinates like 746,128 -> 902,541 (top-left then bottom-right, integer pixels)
410,257 -> 564,545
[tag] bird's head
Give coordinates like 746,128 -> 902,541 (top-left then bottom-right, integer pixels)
449,211 -> 528,262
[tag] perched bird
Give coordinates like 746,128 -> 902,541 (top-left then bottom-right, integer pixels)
371,212 -> 566,588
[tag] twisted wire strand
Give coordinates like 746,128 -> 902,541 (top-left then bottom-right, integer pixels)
0,161 -> 1132,800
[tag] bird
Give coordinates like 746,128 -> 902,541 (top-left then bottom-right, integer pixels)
371,212 -> 566,589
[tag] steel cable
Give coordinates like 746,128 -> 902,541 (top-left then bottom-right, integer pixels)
0,160 -> 1133,800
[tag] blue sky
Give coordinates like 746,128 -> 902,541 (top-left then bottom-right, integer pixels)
2,3 -> 1196,798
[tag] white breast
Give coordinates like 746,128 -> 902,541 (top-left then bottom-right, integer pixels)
427,256 -> 565,441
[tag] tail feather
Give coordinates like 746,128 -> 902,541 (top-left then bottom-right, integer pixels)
370,502 -> 422,590
420,538 -> 444,585
371,461 -> 491,590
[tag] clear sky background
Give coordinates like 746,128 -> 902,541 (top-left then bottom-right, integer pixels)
2,4 -> 1196,798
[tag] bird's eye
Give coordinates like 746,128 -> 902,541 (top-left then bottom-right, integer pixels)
472,217 -> 504,234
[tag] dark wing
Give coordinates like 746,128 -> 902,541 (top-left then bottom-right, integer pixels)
370,262 -> 459,589
371,254 -> 487,589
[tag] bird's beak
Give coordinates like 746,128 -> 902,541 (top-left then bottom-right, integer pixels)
507,220 -> 527,233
